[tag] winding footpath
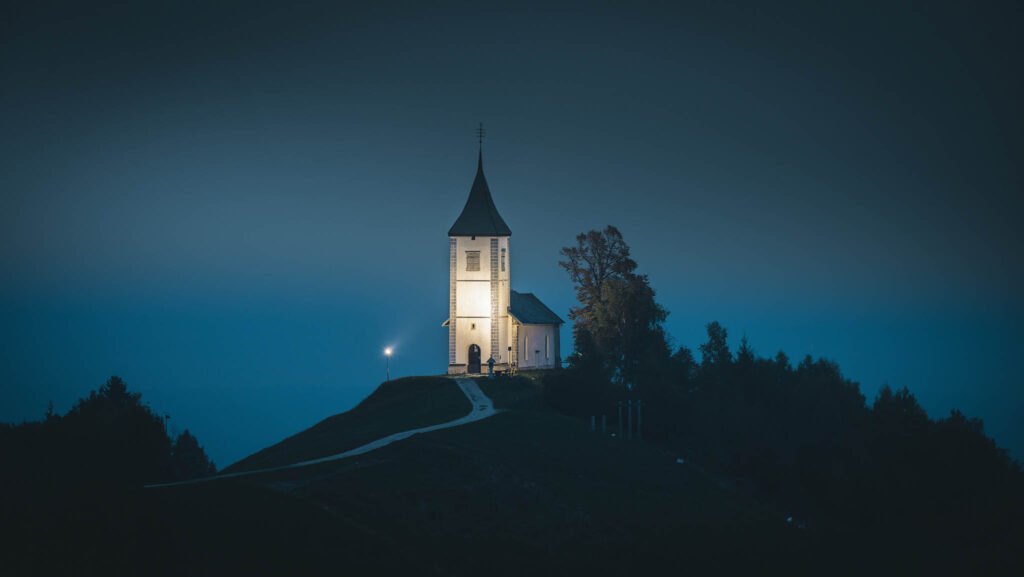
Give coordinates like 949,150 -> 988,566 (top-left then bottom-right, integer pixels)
146,378 -> 497,488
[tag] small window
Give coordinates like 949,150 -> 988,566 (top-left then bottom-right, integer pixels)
501,248 -> 506,272
466,251 -> 480,271
545,334 -> 550,359
525,336 -> 529,361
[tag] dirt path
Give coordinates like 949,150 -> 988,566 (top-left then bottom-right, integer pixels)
146,378 -> 497,488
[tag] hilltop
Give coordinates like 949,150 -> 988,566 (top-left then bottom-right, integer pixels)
172,375 -> 816,575
224,376 -> 470,473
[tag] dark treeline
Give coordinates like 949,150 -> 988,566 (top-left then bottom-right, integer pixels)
0,377 -> 255,576
2,377 -> 216,573
1,376 -> 215,498
546,226 -> 1024,572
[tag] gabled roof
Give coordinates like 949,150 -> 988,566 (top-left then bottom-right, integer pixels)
509,290 -> 564,325
448,150 -> 512,237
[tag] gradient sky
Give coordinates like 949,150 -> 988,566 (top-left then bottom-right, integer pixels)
2,1 -> 1021,466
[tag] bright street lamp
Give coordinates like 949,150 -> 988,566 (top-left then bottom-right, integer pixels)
384,347 -> 393,382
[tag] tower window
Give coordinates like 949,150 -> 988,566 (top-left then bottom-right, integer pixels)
501,248 -> 506,271
466,251 -> 480,271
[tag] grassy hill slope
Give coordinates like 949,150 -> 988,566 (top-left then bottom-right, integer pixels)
221,376 -> 820,575
5,474 -> 413,576
225,376 -> 469,473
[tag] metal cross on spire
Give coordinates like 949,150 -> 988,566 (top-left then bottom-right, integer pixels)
476,122 -> 486,146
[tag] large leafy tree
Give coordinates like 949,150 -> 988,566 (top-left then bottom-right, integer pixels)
559,226 -> 637,319
559,226 -> 668,391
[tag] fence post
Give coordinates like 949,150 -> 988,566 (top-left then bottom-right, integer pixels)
627,399 -> 633,441
637,400 -> 643,440
617,402 -> 623,438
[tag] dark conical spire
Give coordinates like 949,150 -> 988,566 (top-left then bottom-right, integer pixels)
448,147 -> 512,237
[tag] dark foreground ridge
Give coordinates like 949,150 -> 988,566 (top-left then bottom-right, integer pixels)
4,373 -> 1022,576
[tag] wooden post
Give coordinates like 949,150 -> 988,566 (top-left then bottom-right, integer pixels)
637,400 -> 643,440
617,402 -> 623,438
627,399 -> 633,440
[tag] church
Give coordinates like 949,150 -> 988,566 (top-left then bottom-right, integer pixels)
443,146 -> 563,375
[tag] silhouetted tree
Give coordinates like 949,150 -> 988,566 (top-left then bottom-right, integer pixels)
559,225 -> 637,323
772,351 -> 791,375
699,321 -> 731,370
98,375 -> 139,406
670,345 -> 697,389
736,336 -> 755,369
172,429 -> 216,480
589,275 -> 669,389
559,226 -> 669,393
872,385 -> 929,435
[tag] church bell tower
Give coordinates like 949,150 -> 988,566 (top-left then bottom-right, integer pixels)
446,135 -> 512,375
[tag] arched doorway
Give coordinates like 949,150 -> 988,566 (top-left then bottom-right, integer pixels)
468,344 -> 481,374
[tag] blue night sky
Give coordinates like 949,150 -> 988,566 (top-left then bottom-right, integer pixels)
2,1 -> 1021,466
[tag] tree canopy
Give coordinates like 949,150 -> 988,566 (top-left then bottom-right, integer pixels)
559,226 -> 669,392
546,224 -> 1023,571
1,375 -> 215,494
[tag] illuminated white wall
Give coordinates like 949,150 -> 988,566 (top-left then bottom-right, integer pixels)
449,235 -> 511,372
515,322 -> 560,370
